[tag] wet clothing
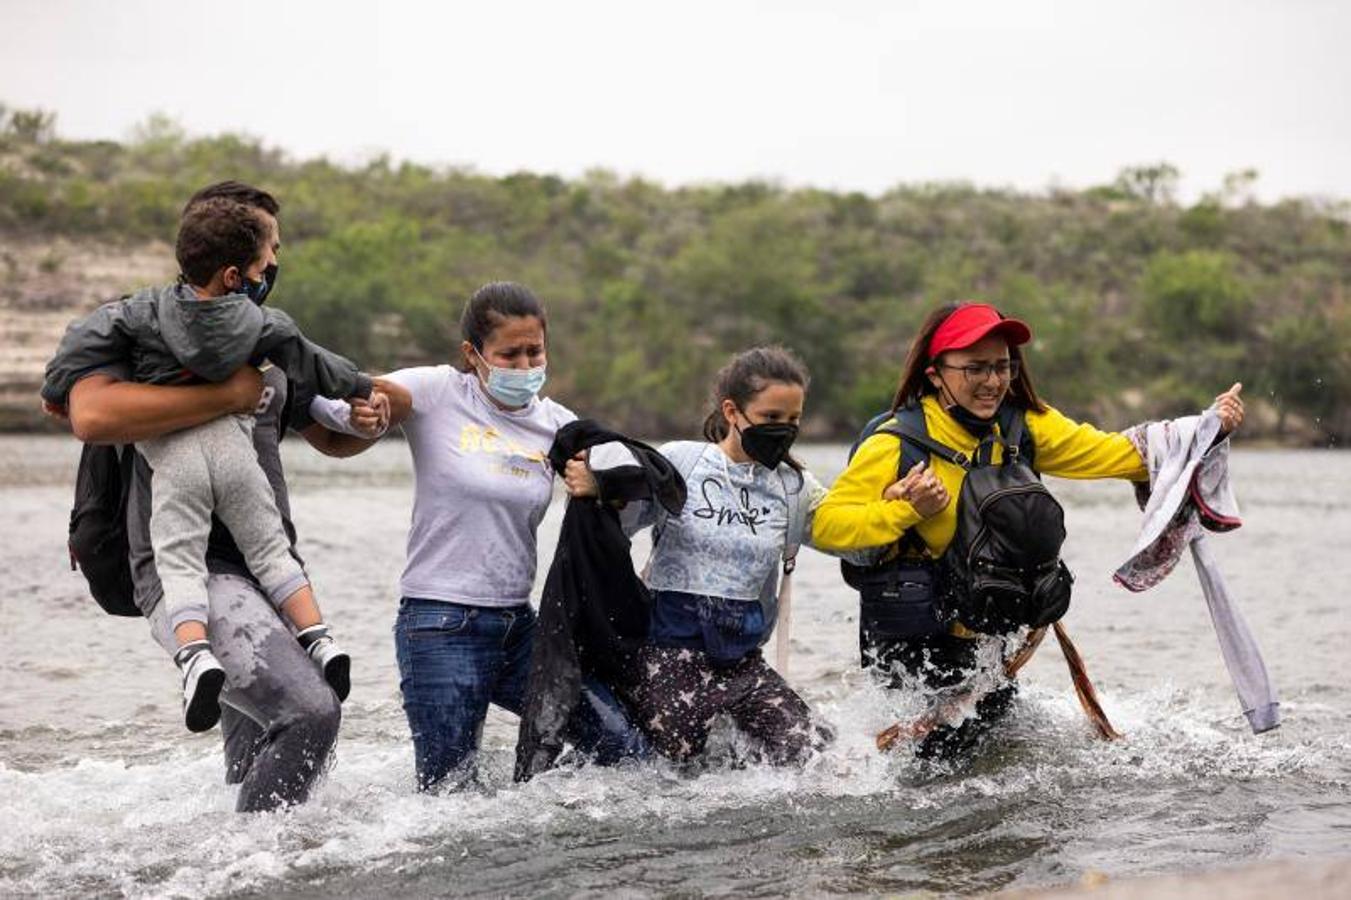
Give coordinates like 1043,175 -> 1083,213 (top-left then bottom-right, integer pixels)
1116,411 -> 1241,589
1118,410 -> 1279,733
515,421 -> 682,781
817,396 -> 1147,756
863,631 -> 1019,760
624,645 -> 824,765
397,597 -> 650,789
148,574 -> 340,812
395,598 -> 537,790
649,590 -> 769,666
311,366 -> 575,607
619,441 -> 831,765
312,382 -> 654,789
83,359 -> 336,811
42,283 -> 371,406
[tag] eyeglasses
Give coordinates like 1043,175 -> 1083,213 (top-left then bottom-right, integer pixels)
938,360 -> 1020,384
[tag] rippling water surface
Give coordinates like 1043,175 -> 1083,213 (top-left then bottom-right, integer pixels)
1,436 -> 1348,897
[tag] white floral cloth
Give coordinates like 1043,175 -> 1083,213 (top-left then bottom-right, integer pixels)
1116,409 -> 1279,733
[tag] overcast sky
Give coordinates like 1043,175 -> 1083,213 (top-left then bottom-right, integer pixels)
3,0 -> 1348,201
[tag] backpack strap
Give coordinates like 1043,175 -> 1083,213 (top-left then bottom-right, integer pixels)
999,407 -> 1023,466
864,404 -> 956,557
872,403 -> 1035,472
769,466 -> 816,673
894,405 -> 930,477
994,404 -> 1037,470
879,417 -> 972,471
849,409 -> 899,460
777,465 -> 813,575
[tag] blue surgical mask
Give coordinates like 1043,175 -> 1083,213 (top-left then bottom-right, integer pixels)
476,353 -> 547,407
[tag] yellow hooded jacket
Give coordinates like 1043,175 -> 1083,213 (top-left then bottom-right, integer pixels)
813,394 -> 1148,557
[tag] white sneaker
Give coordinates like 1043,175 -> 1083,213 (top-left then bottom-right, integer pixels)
298,626 -> 351,701
178,645 -> 225,733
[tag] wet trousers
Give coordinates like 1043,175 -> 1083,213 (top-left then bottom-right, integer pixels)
395,597 -> 649,791
622,644 -> 826,765
149,574 -> 341,812
863,630 -> 1017,760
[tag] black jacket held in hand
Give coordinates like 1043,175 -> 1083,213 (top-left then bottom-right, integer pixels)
514,420 -> 686,782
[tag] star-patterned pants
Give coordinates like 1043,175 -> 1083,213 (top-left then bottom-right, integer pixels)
621,644 -> 826,765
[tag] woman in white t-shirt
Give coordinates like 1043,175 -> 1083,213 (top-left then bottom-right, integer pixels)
312,282 -> 645,790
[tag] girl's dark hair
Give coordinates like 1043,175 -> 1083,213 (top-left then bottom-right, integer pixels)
701,346 -> 810,473
458,281 -> 548,370
175,197 -> 269,287
890,302 -> 1046,414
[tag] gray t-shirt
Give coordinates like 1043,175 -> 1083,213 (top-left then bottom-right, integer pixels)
645,441 -> 819,601
317,365 -> 575,607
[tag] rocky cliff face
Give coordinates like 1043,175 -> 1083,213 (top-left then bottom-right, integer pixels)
0,235 -> 175,429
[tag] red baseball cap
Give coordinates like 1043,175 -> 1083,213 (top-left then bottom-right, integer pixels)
927,302 -> 1032,358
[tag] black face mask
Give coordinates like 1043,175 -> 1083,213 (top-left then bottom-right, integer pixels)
736,421 -> 799,469
948,402 -> 998,437
241,263 -> 278,305
260,262 -> 278,301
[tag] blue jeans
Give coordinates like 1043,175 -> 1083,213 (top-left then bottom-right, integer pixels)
650,590 -> 767,666
567,678 -> 652,766
395,597 -> 648,790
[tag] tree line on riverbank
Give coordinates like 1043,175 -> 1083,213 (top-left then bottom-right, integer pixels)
3,105 -> 1347,443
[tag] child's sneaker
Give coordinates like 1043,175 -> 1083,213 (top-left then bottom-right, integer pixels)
174,640 -> 225,733
297,624 -> 350,701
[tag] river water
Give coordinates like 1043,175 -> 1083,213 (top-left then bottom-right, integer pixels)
1,436 -> 1347,897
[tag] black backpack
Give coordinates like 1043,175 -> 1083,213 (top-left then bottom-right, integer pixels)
890,407 -> 1072,634
843,403 -> 1071,638
68,443 -> 140,617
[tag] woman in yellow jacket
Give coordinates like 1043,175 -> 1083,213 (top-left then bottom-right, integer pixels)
812,301 -> 1244,758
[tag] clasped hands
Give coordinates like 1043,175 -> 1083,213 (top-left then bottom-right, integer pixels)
348,391 -> 392,438
883,460 -> 949,518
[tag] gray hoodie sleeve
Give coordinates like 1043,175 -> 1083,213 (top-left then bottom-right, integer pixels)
254,309 -> 372,401
41,302 -> 136,406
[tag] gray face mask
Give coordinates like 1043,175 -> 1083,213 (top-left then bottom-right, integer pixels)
475,352 -> 547,407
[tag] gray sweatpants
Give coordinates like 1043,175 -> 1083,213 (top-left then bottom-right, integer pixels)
138,414 -> 310,634
149,574 -> 341,811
